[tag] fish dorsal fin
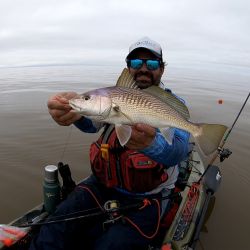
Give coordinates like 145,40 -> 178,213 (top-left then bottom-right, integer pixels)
142,86 -> 190,119
116,68 -> 138,89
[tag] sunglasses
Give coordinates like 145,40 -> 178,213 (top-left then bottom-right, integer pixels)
127,59 -> 161,70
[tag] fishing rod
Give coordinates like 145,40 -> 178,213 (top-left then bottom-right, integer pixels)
197,92 -> 249,186
192,93 -> 249,249
208,91 -> 250,166
17,192 -> 181,228
222,92 -> 249,144
17,201 -> 144,228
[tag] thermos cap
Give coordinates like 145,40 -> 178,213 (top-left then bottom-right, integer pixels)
44,165 -> 58,183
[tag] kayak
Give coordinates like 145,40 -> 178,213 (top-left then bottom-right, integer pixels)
0,143 -> 222,250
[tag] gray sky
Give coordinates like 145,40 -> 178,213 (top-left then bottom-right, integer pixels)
0,0 -> 249,67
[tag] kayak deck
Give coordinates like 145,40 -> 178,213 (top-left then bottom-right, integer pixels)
1,147 -> 214,250
162,150 -> 207,249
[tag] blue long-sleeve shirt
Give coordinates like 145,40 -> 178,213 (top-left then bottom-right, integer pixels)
140,128 -> 190,166
74,92 -> 190,167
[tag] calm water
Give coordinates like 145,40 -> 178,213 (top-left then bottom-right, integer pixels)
0,64 -> 249,250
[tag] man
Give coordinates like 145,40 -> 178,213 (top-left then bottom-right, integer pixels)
30,37 -> 190,250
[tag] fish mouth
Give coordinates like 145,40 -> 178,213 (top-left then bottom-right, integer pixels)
69,100 -> 82,112
69,99 -> 109,119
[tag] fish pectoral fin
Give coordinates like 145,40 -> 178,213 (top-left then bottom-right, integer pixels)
115,124 -> 132,146
112,104 -> 120,112
115,68 -> 138,89
112,103 -> 134,123
159,127 -> 175,145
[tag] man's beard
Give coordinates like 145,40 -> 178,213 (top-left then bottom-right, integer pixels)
134,72 -> 155,89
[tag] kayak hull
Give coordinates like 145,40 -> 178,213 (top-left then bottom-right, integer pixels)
1,148 -> 219,250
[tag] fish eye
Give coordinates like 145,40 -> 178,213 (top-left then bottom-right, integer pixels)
83,95 -> 90,101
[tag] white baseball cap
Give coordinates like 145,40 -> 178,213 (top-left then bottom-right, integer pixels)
126,37 -> 163,60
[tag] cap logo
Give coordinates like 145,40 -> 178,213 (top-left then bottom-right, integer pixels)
127,37 -> 163,59
136,40 -> 156,47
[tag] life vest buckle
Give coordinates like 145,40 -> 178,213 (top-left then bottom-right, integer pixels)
100,144 -> 109,161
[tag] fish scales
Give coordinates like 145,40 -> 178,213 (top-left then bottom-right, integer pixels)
69,68 -> 227,155
108,87 -> 191,131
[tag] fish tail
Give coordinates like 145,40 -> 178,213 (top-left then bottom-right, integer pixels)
195,124 -> 228,156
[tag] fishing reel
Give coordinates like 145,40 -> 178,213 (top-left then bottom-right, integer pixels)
103,200 -> 123,230
218,148 -> 232,162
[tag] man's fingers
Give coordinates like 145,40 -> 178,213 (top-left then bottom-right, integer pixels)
47,92 -> 81,126
57,117 -> 78,126
47,99 -> 71,110
134,124 -> 156,137
48,109 -> 66,118
54,96 -> 69,105
48,92 -> 79,109
62,115 -> 82,126
57,111 -> 81,123
49,109 -> 81,126
60,92 -> 79,100
125,124 -> 156,150
130,129 -> 144,141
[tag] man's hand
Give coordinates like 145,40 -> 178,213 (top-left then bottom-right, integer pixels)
125,124 -> 156,150
47,92 -> 82,126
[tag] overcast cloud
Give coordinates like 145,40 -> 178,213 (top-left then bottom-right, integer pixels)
0,0 -> 249,67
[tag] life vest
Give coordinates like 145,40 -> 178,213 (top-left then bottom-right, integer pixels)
89,125 -> 168,193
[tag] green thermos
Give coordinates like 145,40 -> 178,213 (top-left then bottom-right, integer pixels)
43,165 -> 61,214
